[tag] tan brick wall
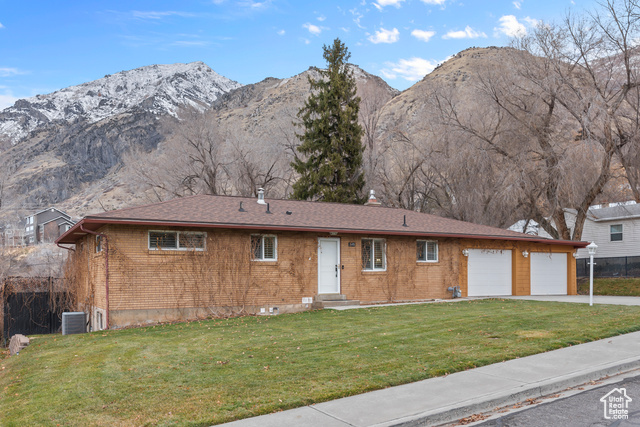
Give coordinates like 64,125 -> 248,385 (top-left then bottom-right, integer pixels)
78,225 -> 579,326
92,226 -> 320,313
339,236 -> 461,302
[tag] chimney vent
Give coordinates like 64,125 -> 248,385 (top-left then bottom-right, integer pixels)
257,188 -> 266,204
365,189 -> 381,206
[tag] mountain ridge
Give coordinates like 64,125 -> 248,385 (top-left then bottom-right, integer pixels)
0,61 -> 241,144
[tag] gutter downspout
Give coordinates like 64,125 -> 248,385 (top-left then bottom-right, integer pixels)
56,243 -> 76,252
80,224 -> 109,330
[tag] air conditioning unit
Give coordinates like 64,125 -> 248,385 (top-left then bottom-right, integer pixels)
62,312 -> 86,335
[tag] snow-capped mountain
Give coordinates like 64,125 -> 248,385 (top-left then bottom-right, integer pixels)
0,61 -> 242,143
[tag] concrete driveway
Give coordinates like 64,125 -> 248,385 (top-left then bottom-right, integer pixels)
501,295 -> 640,306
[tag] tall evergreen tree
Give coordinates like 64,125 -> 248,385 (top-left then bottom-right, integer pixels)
291,38 -> 365,203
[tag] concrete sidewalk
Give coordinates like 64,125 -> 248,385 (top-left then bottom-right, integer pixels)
222,330 -> 640,427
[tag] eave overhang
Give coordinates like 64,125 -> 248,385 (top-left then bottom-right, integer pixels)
55,217 -> 589,248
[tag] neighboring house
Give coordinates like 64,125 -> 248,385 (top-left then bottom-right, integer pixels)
56,190 -> 586,330
509,202 -> 640,277
24,208 -> 75,245
576,203 -> 640,277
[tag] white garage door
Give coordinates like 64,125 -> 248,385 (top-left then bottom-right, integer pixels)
467,249 -> 512,296
530,252 -> 567,295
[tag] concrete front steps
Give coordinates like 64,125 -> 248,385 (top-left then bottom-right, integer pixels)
312,294 -> 360,309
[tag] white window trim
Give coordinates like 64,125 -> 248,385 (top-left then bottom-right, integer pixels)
362,238 -> 387,272
251,234 -> 278,261
148,230 -> 207,251
417,239 -> 439,263
610,224 -> 623,242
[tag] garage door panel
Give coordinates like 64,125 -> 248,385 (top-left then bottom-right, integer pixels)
530,252 -> 567,295
467,249 -> 512,296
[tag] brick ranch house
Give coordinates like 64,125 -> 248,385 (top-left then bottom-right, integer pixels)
56,192 -> 587,330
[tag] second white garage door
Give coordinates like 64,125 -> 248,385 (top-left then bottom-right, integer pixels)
530,252 -> 568,295
467,249 -> 512,296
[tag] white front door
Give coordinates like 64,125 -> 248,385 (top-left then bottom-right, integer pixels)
467,249 -> 513,296
530,252 -> 568,295
318,238 -> 340,294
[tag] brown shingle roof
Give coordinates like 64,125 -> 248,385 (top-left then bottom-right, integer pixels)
56,194 -> 586,247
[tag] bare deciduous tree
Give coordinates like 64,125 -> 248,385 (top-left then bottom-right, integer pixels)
125,107 -> 295,201
426,0 -> 640,240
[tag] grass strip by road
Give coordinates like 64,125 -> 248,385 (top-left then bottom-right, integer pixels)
578,277 -> 640,296
2,299 -> 640,426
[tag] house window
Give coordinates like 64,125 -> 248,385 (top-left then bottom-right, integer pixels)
417,240 -> 438,262
251,235 -> 277,261
179,232 -> 206,249
96,235 -> 103,253
148,231 -> 206,250
610,224 -> 623,242
362,238 -> 386,271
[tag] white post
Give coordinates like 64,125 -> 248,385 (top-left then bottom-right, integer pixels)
586,242 -> 598,307
589,253 -> 594,307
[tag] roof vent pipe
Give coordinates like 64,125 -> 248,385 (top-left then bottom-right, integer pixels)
257,188 -> 266,204
403,215 -> 408,227
266,203 -> 272,214
365,189 -> 381,206
239,202 -> 246,212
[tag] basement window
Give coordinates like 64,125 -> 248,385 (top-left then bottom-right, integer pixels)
417,240 -> 438,262
610,224 -> 623,242
362,238 -> 386,271
148,231 -> 206,251
251,235 -> 277,261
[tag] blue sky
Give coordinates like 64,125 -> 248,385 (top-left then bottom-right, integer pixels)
0,0 -> 596,109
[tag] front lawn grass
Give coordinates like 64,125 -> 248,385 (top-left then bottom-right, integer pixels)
578,277 -> 640,296
2,299 -> 640,426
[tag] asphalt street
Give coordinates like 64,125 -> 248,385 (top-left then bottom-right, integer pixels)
475,373 -> 640,427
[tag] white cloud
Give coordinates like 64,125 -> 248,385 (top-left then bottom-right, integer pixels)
0,67 -> 24,77
170,40 -> 210,47
317,15 -> 326,22
513,1 -> 522,9
442,26 -> 487,39
495,15 -> 527,38
374,0 -> 405,8
350,8 -> 365,29
303,23 -> 322,35
131,10 -> 196,20
411,29 -> 435,42
238,0 -> 273,9
368,27 -> 400,44
380,57 -> 438,81
0,22 -> 4,29
277,29 -> 285,36
303,38 -> 311,45
523,16 -> 539,27
419,0 -> 446,4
